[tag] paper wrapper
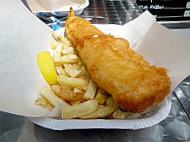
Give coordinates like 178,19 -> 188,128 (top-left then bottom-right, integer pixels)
1,0 -> 190,130
26,0 -> 89,15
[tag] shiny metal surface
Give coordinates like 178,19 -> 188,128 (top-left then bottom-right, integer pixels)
44,0 -> 190,29
83,0 -> 190,28
82,0 -> 142,25
0,0 -> 190,141
158,20 -> 190,29
0,90 -> 190,142
45,0 -> 143,28
176,76 -> 190,119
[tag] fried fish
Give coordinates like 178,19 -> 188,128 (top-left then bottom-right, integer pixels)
65,8 -> 171,113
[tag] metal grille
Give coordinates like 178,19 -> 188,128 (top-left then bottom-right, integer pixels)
83,0 -> 142,25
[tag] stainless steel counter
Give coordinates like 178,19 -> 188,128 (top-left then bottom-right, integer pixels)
0,88 -> 190,142
0,0 -> 190,141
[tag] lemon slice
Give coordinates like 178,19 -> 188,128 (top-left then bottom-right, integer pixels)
37,51 -> 57,85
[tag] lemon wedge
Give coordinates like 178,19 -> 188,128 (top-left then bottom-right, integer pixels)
37,51 -> 57,85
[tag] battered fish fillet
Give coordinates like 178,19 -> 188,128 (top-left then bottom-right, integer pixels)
65,8 -> 171,113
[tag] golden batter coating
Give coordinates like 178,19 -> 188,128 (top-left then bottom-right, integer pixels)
65,8 -> 171,113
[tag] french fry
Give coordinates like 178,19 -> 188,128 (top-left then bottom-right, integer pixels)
72,64 -> 81,70
52,32 -> 72,47
40,86 -> 70,107
95,89 -> 108,104
79,66 -> 90,77
112,109 -> 132,119
35,97 -> 54,111
55,66 -> 62,75
58,86 -> 85,101
51,39 -> 62,49
54,55 -> 79,65
62,100 -> 98,119
62,47 -> 74,55
57,75 -> 88,90
83,80 -> 98,99
62,38 -> 73,48
73,88 -> 83,93
55,66 -> 67,75
52,32 -> 63,42
67,55 -> 79,60
80,104 -> 117,119
77,75 -> 90,82
51,85 -> 60,95
64,64 -> 82,77
106,96 -> 116,106
54,45 -> 62,61
37,32 -> 128,120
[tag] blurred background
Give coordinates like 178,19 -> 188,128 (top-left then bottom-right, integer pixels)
137,0 -> 190,21
21,0 -> 190,29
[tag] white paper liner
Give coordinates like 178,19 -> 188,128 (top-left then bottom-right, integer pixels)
27,24 -> 173,130
28,100 -> 171,130
0,0 -> 52,117
26,0 -> 89,15
1,0 -> 190,130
